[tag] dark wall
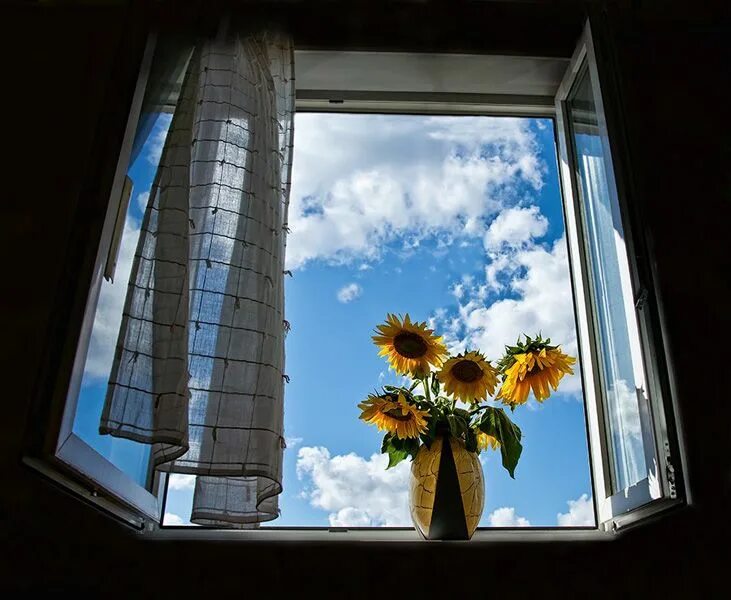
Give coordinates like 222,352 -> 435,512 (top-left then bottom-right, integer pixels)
2,1 -> 728,596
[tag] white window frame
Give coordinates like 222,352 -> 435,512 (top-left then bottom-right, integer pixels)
554,21 -> 686,531
25,34 -> 166,528
28,19 -> 686,539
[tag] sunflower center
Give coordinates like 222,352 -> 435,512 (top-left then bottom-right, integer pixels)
393,332 -> 428,359
384,408 -> 413,421
452,359 -> 483,383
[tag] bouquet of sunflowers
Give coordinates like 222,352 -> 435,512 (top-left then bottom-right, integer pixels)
358,314 -> 576,477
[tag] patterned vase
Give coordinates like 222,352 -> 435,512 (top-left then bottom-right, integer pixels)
409,434 -> 484,540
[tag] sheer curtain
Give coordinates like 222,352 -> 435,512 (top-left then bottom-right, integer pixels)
100,30 -> 294,527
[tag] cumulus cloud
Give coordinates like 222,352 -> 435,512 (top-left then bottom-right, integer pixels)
432,201 -> 582,397
460,237 -> 577,358
296,446 -> 411,526
168,474 -> 196,491
286,114 -> 544,269
146,113 -> 173,166
484,205 -> 548,250
609,379 -> 643,440
285,436 -> 304,449
487,507 -> 531,527
336,282 -> 363,304
556,494 -> 595,526
438,238 -> 581,395
83,217 -> 140,380
136,191 -> 150,214
164,512 -> 186,526
82,114 -> 174,382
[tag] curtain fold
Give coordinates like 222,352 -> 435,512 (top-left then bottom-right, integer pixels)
100,30 -> 294,527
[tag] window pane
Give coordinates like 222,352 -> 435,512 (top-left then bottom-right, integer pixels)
70,113 -> 173,488
567,67 -> 657,493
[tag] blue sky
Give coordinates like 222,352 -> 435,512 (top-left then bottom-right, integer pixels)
74,111 -> 594,528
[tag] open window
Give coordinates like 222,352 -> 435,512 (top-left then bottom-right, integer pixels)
554,22 -> 685,530
30,20 -> 685,535
32,37 -> 171,527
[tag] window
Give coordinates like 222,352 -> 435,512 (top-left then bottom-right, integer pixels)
163,111 -> 595,528
554,23 -> 684,529
34,21 -> 684,536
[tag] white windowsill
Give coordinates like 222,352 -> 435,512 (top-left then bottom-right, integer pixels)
148,526 -> 610,543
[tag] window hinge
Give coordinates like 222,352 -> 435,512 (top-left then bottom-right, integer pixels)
664,440 -> 678,500
634,287 -> 649,310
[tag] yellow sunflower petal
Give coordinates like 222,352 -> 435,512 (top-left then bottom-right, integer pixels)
372,314 -> 447,377
437,350 -> 498,404
498,347 -> 576,407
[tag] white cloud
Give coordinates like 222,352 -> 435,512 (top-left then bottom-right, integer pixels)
487,507 -> 531,527
329,507 -> 373,527
286,114 -> 544,270
136,191 -> 150,214
296,446 -> 411,527
609,379 -> 643,440
285,436 -> 303,449
556,494 -> 595,526
336,282 -> 363,304
168,474 -> 196,491
82,114 -> 174,382
484,205 -> 548,250
83,217 -> 140,380
464,237 -> 577,359
442,236 -> 580,389
431,200 -> 582,398
164,512 -> 185,525
146,113 -> 173,165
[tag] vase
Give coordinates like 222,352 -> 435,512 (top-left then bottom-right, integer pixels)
409,434 -> 484,540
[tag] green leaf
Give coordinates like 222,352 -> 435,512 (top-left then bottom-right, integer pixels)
464,427 -> 478,453
420,408 -> 440,448
477,406 -> 498,435
454,408 -> 471,420
447,414 -> 468,440
431,373 -> 440,396
383,385 -> 404,395
494,408 -> 523,478
477,407 -> 523,478
386,446 -> 409,469
382,434 -> 420,468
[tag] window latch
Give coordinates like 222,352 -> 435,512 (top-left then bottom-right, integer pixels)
634,287 -> 649,310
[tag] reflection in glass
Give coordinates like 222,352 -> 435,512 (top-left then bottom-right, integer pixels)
568,67 -> 657,492
71,114 -> 174,488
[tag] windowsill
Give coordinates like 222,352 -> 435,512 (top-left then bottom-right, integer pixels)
148,526 -> 609,543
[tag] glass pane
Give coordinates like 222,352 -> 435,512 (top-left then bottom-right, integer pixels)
71,112 -> 173,488
567,66 -> 658,493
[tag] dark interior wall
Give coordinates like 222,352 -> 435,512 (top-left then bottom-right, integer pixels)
1,1 -> 728,595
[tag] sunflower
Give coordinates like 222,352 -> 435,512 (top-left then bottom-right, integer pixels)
437,350 -> 498,404
372,313 -> 447,377
358,393 -> 430,439
497,346 -> 576,407
476,431 -> 500,451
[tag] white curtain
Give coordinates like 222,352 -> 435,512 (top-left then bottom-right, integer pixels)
100,30 -> 294,527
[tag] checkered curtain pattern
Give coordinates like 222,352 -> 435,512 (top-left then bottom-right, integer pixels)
100,31 -> 294,527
